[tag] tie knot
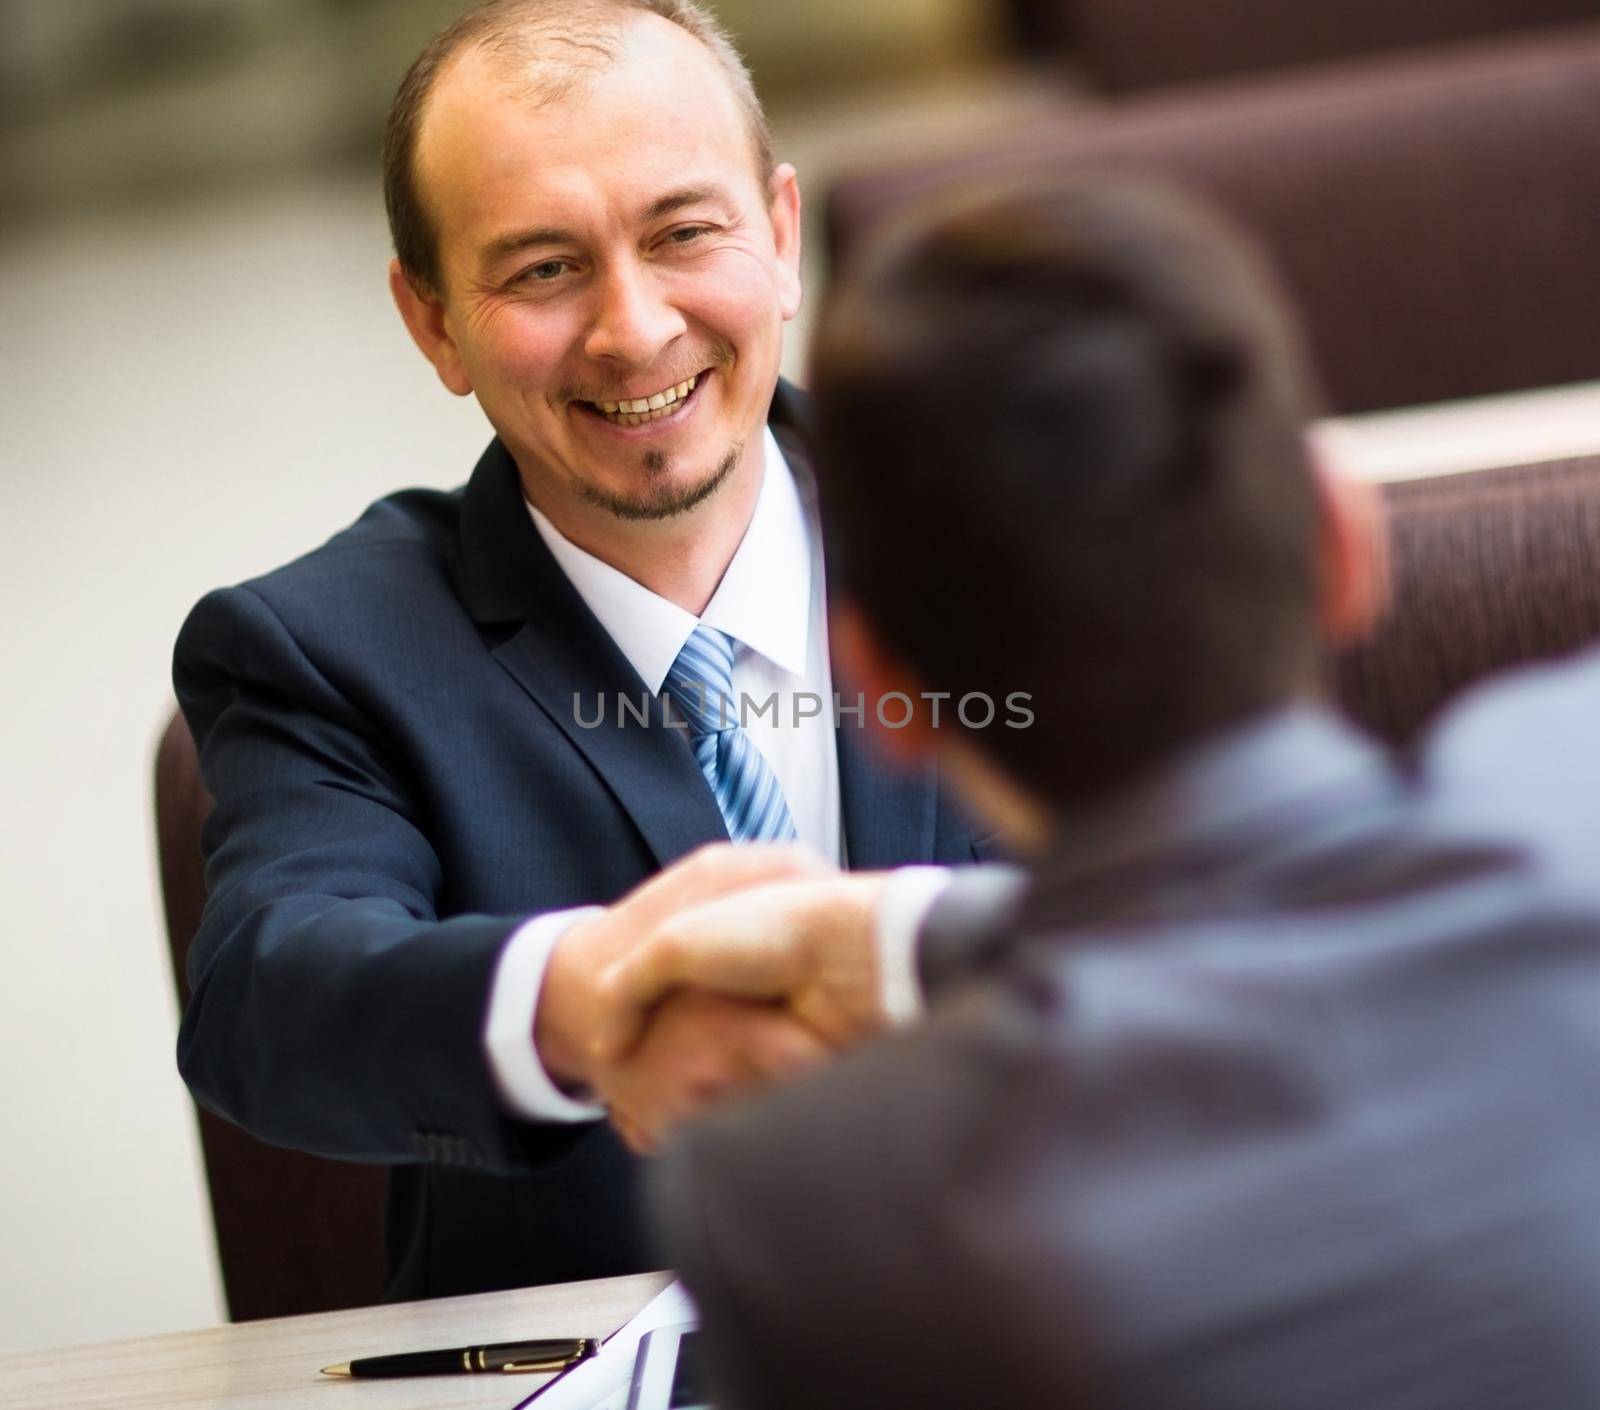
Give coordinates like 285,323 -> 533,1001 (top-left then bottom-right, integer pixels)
664,625 -> 737,735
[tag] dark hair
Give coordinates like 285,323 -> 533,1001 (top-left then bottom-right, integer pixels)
382,0 -> 774,295
813,175 -> 1322,805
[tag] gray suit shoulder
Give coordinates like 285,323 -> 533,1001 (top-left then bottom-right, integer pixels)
916,863 -> 1031,993
1422,642 -> 1600,869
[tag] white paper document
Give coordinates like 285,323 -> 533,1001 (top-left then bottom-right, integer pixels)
512,1280 -> 698,1410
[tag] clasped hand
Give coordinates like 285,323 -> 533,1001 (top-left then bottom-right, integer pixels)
535,844 -> 888,1154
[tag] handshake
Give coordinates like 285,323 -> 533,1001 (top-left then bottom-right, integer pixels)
535,845 -> 895,1154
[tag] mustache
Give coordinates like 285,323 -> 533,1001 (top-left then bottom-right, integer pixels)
557,343 -> 734,404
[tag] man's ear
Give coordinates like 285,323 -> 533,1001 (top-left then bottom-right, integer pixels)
767,162 -> 803,322
833,601 -> 1056,849
388,258 -> 473,397
829,600 -> 938,764
1308,432 -> 1389,645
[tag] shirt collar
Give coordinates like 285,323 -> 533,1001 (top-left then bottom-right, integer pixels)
524,425 -> 813,693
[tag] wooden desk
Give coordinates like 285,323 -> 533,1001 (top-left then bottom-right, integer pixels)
0,1272 -> 672,1410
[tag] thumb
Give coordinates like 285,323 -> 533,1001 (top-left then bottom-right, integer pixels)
628,842 -> 832,930
591,886 -> 814,1059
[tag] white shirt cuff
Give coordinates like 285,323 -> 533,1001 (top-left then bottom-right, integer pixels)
484,907 -> 607,1123
875,866 -> 954,1027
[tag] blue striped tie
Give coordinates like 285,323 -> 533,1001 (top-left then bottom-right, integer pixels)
664,625 -> 798,843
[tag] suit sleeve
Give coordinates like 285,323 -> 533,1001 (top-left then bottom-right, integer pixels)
913,863 -> 1031,995
174,584 -> 585,1176
650,985 -> 1091,1410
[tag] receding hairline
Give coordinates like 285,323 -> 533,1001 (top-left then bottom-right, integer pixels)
387,0 -> 775,294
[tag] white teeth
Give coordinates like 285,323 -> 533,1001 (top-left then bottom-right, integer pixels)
600,401 -> 618,413
648,393 -> 667,410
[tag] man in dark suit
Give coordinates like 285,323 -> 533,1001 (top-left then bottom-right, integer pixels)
173,0 -> 979,1301
597,177 -> 1600,1406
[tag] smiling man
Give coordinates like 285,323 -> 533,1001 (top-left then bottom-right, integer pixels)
173,0 -> 982,1303
387,7 -> 796,549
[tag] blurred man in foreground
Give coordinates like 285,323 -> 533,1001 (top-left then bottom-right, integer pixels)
599,177 -> 1600,1407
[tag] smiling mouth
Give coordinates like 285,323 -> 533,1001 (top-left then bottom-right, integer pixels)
575,372 -> 704,427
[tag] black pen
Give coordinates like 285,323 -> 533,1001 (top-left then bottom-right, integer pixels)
321,1336 -> 599,1378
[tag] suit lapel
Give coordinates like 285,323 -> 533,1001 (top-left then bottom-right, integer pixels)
835,721 -> 938,868
492,621 -> 732,868
458,439 -> 729,868
457,388 -> 951,873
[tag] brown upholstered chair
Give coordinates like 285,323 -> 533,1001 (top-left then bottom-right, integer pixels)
155,711 -> 387,1322
1335,455 -> 1600,747
1004,0 -> 1600,93
825,27 -> 1600,416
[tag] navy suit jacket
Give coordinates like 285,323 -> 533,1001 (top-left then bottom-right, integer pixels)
174,385 -> 983,1300
658,653 -> 1600,1409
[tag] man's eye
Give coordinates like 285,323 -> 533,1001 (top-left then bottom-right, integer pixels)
665,225 -> 711,245
518,260 -> 569,283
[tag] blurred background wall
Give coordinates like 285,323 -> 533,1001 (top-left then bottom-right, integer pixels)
0,0 -> 1045,1355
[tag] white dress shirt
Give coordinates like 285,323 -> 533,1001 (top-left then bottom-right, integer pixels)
485,427 -> 851,1120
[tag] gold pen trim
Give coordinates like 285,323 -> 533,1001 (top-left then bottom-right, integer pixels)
502,1340 -> 596,1374
320,1363 -> 352,1378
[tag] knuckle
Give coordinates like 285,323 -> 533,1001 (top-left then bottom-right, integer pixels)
693,840 -> 738,872
583,1027 -> 615,1069
783,843 -> 829,874
649,924 -> 688,968
688,1058 -> 735,1096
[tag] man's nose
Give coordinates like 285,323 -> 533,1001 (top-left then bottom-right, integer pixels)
584,260 -> 686,367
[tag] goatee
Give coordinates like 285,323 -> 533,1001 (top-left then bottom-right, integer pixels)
579,443 -> 743,522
